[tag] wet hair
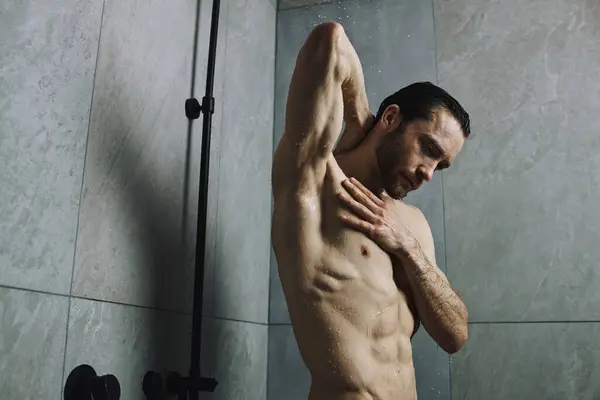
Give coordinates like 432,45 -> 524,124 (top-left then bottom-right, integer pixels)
375,81 -> 471,138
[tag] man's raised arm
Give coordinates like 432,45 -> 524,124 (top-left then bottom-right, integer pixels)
273,22 -> 370,195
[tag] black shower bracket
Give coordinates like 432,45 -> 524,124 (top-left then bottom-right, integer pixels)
185,96 -> 215,120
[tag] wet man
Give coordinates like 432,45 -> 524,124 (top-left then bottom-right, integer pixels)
271,22 -> 470,400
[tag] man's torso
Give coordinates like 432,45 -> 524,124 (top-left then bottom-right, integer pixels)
272,147 -> 423,400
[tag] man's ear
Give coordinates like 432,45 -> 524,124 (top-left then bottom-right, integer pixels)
381,104 -> 402,131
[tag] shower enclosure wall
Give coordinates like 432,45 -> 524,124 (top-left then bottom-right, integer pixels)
2,0 -> 600,399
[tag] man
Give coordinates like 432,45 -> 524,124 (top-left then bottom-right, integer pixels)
271,22 -> 470,400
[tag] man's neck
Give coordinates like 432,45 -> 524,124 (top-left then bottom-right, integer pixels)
335,146 -> 384,197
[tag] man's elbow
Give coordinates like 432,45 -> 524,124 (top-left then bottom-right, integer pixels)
309,21 -> 345,45
302,22 -> 347,71
442,328 -> 468,355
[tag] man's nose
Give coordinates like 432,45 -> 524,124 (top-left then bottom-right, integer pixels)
418,164 -> 435,182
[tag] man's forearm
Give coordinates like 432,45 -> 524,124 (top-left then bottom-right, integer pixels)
397,245 -> 468,354
337,28 -> 371,132
332,31 -> 373,155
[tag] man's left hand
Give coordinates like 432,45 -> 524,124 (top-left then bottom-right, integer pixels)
336,177 -> 418,255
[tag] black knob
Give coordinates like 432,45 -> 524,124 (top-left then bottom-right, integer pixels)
185,98 -> 202,120
64,364 -> 121,400
166,371 -> 184,396
142,371 -> 163,399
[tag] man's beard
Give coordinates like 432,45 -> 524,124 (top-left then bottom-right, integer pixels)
383,174 -> 409,199
376,150 -> 409,199
376,135 -> 409,200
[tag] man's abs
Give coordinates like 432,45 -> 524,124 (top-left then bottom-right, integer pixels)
272,159 -> 419,399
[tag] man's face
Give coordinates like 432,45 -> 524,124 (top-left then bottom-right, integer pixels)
375,109 -> 466,199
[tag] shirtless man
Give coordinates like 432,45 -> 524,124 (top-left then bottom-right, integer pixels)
271,22 -> 470,400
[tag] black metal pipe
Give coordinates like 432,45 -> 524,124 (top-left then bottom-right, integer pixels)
142,1 -> 221,399
189,0 -> 221,398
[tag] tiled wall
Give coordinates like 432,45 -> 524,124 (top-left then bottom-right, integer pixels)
268,1 -> 451,399
435,0 -> 600,398
4,0 -> 598,399
0,0 -> 275,398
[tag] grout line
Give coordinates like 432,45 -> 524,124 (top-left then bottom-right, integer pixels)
70,295 -> 192,315
466,320 -> 600,324
277,0 -> 351,12
1,281 -> 595,328
0,283 -> 192,315
202,314 -> 270,326
9,276 -> 600,330
0,284 -> 69,299
60,0 -> 107,391
430,0 -> 452,397
268,321 -> 292,326
266,10 -> 278,400
268,0 -> 279,329
278,1 -> 334,12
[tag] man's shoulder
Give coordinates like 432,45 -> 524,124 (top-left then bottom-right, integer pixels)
391,200 -> 427,220
390,200 -> 431,233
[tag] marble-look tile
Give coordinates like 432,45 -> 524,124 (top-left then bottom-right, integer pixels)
435,0 -> 600,321
65,298 -> 191,400
270,0 -> 438,323
268,324 -> 450,400
411,327 -> 450,400
205,0 -> 275,324
0,287 -> 69,400
0,0 -> 103,293
267,325 -> 311,400
71,0 -> 197,312
201,317 -> 268,400
451,322 -> 600,400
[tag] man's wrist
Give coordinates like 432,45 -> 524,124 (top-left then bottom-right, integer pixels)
394,239 -> 428,269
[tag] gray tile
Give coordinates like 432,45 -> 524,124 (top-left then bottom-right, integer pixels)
0,0 -> 103,293
71,0 -> 197,312
435,0 -> 600,321
412,328 -> 450,400
451,323 -> 600,400
65,298 -> 191,400
201,318 -> 268,400
267,325 -> 311,400
207,0 -> 275,324
271,0 -> 437,323
0,287 -> 69,400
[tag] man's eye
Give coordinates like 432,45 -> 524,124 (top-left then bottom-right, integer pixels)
424,143 -> 438,158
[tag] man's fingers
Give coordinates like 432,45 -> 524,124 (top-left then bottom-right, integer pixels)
337,191 -> 379,223
340,212 -> 373,235
341,179 -> 381,214
347,178 -> 386,207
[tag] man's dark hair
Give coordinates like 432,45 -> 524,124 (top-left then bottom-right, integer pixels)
375,81 -> 471,138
